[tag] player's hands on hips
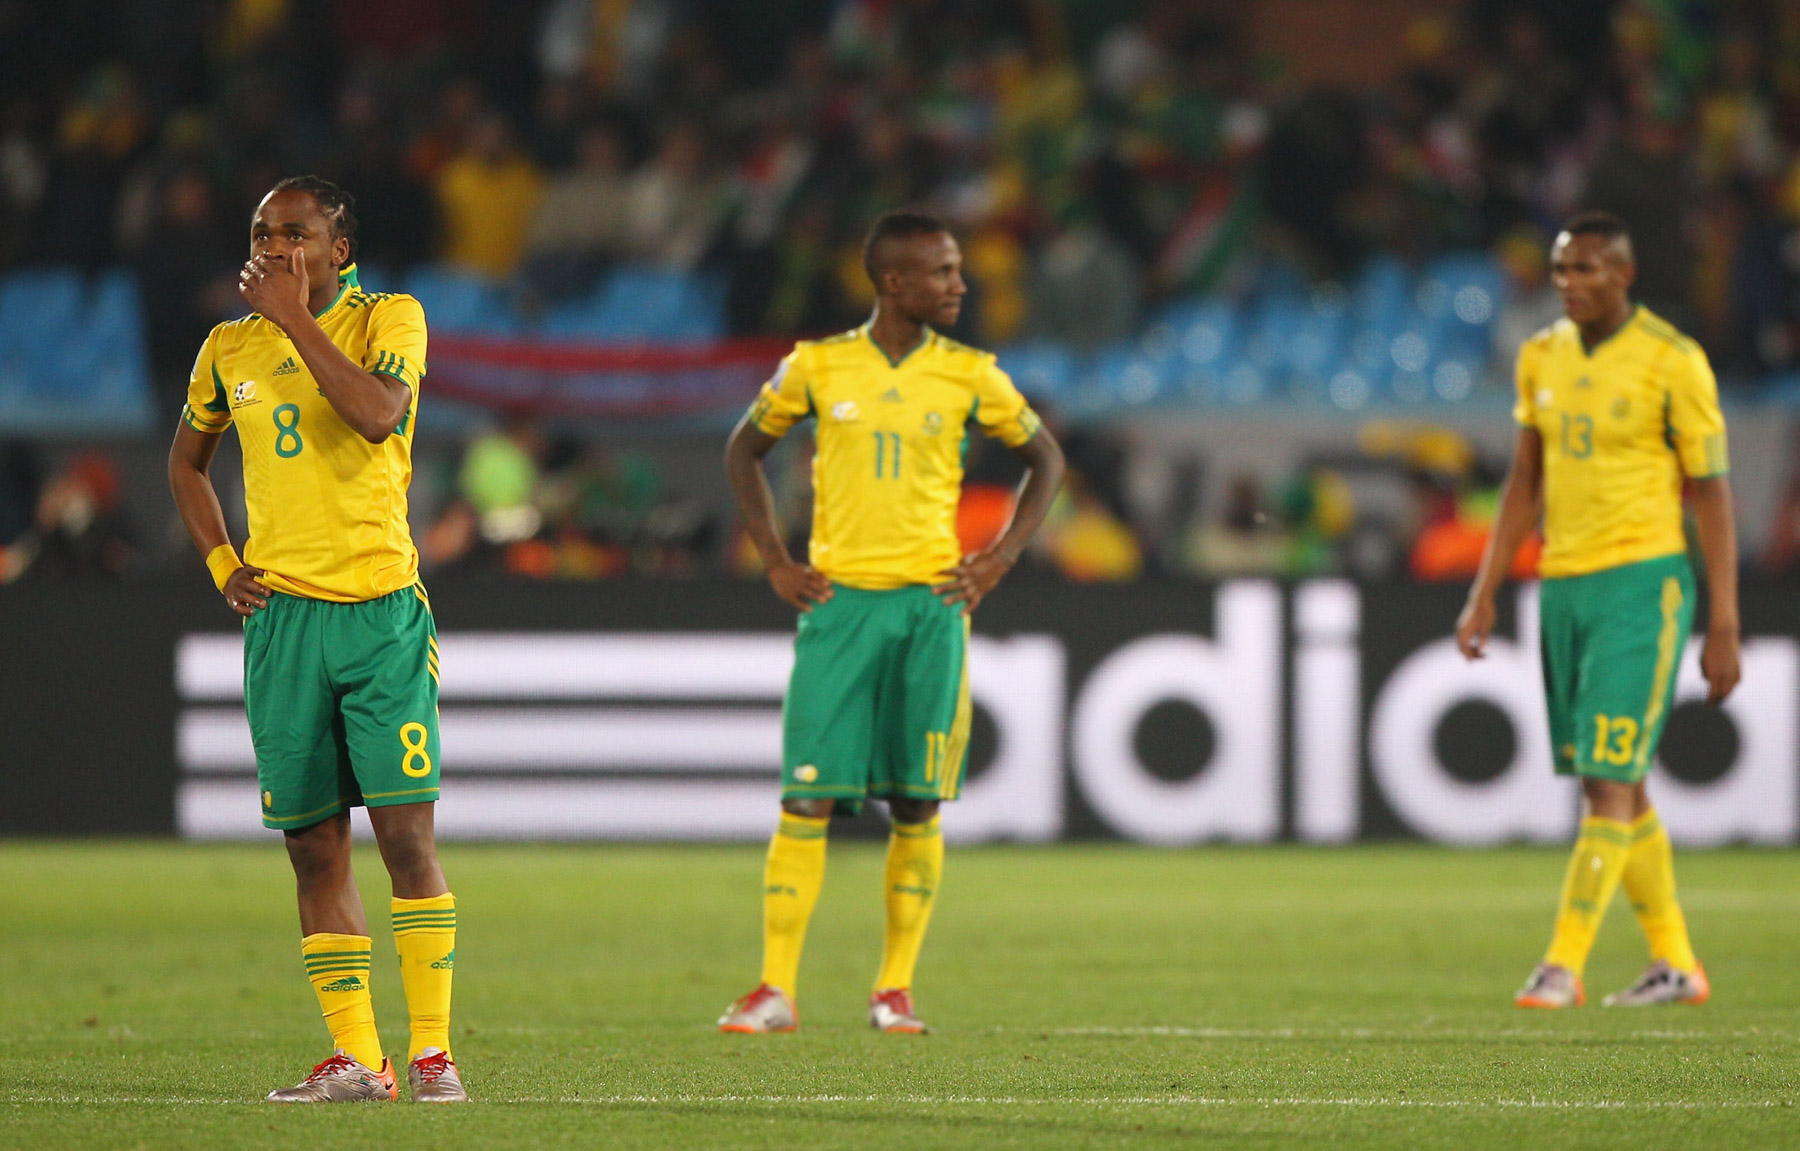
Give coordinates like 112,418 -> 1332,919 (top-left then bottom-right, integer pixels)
238,248 -> 311,330
769,558 -> 832,612
1455,593 -> 1495,660
1701,625 -> 1741,704
935,548 -> 1014,615
223,565 -> 271,617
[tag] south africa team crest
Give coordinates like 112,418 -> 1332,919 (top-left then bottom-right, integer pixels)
923,411 -> 943,435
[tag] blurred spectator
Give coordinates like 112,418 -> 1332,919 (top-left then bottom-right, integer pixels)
624,121 -> 725,270
434,111 -> 545,280
1025,203 -> 1142,350
131,169 -> 240,414
41,67 -> 149,270
1490,224 -> 1564,360
524,124 -> 632,303
1181,473 -> 1286,576
316,80 -> 437,272
0,98 -> 48,266
1580,106 -> 1697,330
0,443 -> 40,550
9,451 -> 134,580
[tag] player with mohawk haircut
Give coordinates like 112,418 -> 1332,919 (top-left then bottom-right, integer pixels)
718,209 -> 1065,1034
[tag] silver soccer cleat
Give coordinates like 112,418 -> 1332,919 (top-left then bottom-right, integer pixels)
408,1048 -> 468,1102
869,988 -> 927,1033
718,983 -> 798,1033
1513,963 -> 1585,1009
1603,960 -> 1710,1007
265,1050 -> 396,1103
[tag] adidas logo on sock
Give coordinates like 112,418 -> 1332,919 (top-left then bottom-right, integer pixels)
273,357 -> 300,376
318,975 -> 365,992
880,387 -> 904,403
430,950 -> 456,970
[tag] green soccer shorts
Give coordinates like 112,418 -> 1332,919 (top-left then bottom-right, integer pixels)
244,583 -> 442,829
781,584 -> 972,814
1538,552 -> 1695,784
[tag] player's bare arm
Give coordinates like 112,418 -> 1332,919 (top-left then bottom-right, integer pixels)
238,248 -> 410,442
1456,426 -> 1544,659
168,422 -> 270,616
935,427 -> 1065,614
238,195 -> 410,443
1688,475 -> 1741,703
725,416 -> 832,611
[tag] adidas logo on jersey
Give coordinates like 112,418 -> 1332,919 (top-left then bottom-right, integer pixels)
880,387 -> 904,403
273,357 -> 300,376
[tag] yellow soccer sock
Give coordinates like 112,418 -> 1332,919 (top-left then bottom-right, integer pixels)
1543,817 -> 1633,975
392,893 -> 456,1062
761,814 -> 829,998
1622,811 -> 1698,972
875,815 -> 943,991
302,932 -> 384,1068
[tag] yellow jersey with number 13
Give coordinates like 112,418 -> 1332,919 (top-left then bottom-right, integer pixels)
748,324 -> 1042,590
181,264 -> 427,602
1513,306 -> 1728,579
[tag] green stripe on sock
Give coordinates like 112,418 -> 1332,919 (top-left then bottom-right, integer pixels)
305,964 -> 370,977
303,950 -> 373,961
1582,823 -> 1634,849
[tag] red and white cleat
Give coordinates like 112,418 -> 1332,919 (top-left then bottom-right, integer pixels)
869,988 -> 927,1033
1514,963 -> 1585,1009
1603,960 -> 1710,1007
408,1048 -> 468,1102
265,1050 -> 397,1103
718,983 -> 798,1033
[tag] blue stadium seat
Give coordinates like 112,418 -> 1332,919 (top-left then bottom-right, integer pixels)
1092,341 -> 1170,407
592,267 -> 724,342
1166,298 -> 1240,399
996,343 -> 1077,401
404,266 -> 515,335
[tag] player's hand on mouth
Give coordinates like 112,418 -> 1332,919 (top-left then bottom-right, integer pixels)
768,559 -> 833,612
238,249 -> 311,330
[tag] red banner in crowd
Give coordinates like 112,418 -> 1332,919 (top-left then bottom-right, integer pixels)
426,336 -> 795,417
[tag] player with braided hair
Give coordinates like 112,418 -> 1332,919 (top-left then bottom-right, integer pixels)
169,176 -> 465,1102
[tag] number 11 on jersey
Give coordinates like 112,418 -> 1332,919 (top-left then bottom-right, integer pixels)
873,431 -> 902,478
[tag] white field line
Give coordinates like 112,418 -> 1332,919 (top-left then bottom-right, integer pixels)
3,1093 -> 1794,1111
1013,1026 -> 1793,1041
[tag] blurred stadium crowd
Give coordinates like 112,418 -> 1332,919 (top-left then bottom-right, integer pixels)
5,0 -> 1800,585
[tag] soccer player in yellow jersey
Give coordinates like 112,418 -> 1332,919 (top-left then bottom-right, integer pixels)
717,210 -> 1065,1033
1457,211 -> 1741,1009
168,177 -> 465,1101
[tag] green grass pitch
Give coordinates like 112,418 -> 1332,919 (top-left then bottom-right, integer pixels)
1,841 -> 1796,1148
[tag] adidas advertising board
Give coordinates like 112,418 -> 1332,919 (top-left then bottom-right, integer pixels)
0,580 -> 1793,844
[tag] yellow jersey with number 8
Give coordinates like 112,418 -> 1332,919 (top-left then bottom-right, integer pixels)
181,265 -> 426,602
1513,307 -> 1727,579
748,324 -> 1042,590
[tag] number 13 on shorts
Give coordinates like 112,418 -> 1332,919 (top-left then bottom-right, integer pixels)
1592,714 -> 1639,766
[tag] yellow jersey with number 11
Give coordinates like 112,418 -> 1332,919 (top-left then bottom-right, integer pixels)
181,264 -> 427,602
1513,306 -> 1728,579
748,324 -> 1042,590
